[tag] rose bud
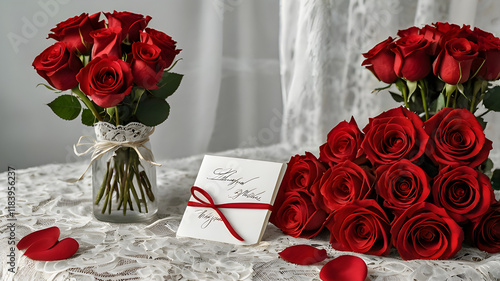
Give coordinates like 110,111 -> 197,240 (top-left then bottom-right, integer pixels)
362,37 -> 398,83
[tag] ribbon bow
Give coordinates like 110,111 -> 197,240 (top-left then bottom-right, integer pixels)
70,130 -> 160,182
187,186 -> 273,241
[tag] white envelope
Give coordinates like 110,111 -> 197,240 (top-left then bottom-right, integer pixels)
176,155 -> 286,245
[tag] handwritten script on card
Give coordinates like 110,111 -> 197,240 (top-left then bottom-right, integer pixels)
206,168 -> 264,202
207,168 -> 259,187
177,155 -> 286,245
196,209 -> 222,229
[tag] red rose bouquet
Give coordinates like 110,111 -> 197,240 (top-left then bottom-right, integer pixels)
362,22 -> 500,121
272,22 -> 500,260
33,11 -> 182,126
33,11 -> 182,222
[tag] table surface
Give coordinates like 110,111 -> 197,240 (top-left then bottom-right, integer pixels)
2,144 -> 500,281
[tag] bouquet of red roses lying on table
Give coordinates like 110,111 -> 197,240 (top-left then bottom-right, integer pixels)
271,22 -> 500,261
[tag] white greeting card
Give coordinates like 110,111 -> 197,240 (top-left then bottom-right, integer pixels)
176,155 -> 286,245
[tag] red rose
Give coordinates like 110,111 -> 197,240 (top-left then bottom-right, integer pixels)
424,107 -> 492,168
362,37 -> 398,83
391,202 -> 464,260
130,42 -> 167,89
421,22 -> 463,56
397,26 -> 420,37
270,190 -> 327,238
432,166 -> 494,224
466,203 -> 500,253
419,25 -> 443,56
76,55 -> 133,108
284,152 -> 327,192
375,159 -> 430,215
474,27 -> 500,81
105,11 -> 151,43
392,34 -> 432,81
312,160 -> 373,213
141,28 -> 182,68
326,199 -> 391,256
433,37 -> 479,84
361,107 -> 429,166
433,23 -> 463,45
433,22 -> 462,35
319,117 -> 364,165
48,12 -> 104,55
32,42 -> 83,91
90,27 -> 123,59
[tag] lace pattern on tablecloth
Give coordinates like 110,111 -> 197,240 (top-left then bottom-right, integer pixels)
1,144 -> 500,281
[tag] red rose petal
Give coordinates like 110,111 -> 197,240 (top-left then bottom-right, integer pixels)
320,255 -> 367,281
17,226 -> 60,251
25,238 -> 79,261
279,245 -> 328,265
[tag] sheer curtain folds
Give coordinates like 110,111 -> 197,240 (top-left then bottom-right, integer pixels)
279,0 -> 500,164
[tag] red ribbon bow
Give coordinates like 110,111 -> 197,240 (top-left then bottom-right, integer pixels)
187,186 -> 273,241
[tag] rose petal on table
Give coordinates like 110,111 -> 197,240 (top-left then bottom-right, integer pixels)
279,245 -> 328,265
17,226 -> 60,250
320,255 -> 367,281
25,238 -> 79,261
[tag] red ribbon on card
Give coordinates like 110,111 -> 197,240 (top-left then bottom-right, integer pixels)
187,186 -> 273,241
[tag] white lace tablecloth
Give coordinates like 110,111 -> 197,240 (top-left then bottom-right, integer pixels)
2,144 -> 500,281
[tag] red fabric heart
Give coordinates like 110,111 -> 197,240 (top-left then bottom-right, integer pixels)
320,255 -> 367,281
17,226 -> 60,250
24,237 -> 79,261
279,245 -> 328,265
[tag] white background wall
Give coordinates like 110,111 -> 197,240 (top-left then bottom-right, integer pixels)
0,0 -> 282,171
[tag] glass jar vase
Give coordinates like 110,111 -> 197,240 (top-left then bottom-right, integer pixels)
91,122 -> 158,223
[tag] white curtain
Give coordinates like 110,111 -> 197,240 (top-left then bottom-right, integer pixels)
279,0 -> 500,165
0,0 -> 281,170
2,0 -> 499,171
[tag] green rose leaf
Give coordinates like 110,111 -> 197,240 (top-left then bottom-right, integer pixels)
479,158 -> 494,177
491,169 -> 500,190
483,85 -> 500,112
135,96 -> 170,126
429,92 -> 446,115
150,72 -> 183,99
81,108 -> 96,126
47,95 -> 81,121
389,91 -> 404,103
476,115 -> 488,130
117,104 -> 132,124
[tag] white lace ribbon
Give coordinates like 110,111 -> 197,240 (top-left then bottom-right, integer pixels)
71,124 -> 161,182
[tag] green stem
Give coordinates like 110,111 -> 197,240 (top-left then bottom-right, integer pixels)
446,89 -> 453,108
419,80 -> 429,120
470,90 -> 477,113
122,151 -> 135,216
118,159 -> 126,210
134,162 -> 148,213
114,106 -> 120,126
395,79 -> 410,109
72,87 -> 103,122
452,90 -> 458,108
140,171 -> 155,201
401,84 -> 409,109
101,180 -> 110,214
95,161 -> 110,204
